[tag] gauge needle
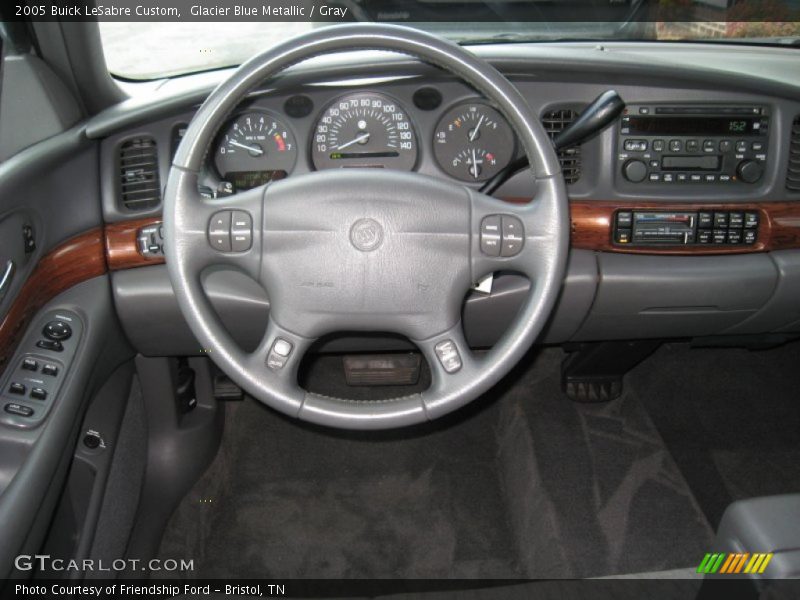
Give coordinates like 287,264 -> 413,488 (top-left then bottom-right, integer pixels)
334,133 -> 370,151
470,148 -> 482,179
469,115 -> 484,141
229,140 -> 264,155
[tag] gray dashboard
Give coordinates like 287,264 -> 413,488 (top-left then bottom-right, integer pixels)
97,41 -> 800,353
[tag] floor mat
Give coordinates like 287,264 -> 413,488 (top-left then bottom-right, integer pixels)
157,347 -> 715,579
631,340 -> 800,528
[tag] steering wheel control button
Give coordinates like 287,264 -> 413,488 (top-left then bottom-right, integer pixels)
501,216 -> 524,257
43,320 -> 72,341
231,211 -> 253,252
434,340 -> 463,374
22,358 -> 38,371
36,340 -> 64,352
9,382 -> 26,395
30,388 -> 47,401
267,337 -> 294,370
208,211 -> 232,252
5,403 -> 33,418
480,216 -> 502,256
42,364 -> 59,377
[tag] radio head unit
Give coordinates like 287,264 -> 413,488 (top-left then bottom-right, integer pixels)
618,105 -> 769,185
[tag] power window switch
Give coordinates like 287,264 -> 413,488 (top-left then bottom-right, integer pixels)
30,388 -> 47,401
9,382 -> 26,395
42,364 -> 59,377
22,358 -> 38,371
5,403 -> 33,417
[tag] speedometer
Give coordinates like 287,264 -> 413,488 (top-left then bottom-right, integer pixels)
312,92 -> 418,171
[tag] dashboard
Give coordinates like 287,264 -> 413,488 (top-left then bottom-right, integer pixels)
90,42 -> 800,355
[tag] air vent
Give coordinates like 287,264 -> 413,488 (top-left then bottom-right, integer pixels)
542,108 -> 581,184
118,137 -> 161,211
787,115 -> 800,192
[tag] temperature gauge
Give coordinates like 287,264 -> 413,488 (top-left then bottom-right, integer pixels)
433,103 -> 515,182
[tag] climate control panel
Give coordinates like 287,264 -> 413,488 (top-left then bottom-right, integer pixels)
613,209 -> 760,247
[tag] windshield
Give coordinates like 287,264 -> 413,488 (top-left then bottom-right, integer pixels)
99,5 -> 800,80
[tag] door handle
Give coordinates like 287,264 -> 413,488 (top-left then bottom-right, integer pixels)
0,260 -> 15,303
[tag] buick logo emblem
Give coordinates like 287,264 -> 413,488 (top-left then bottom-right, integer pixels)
350,218 -> 383,252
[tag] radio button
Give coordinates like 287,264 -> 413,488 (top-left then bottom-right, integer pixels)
744,212 -> 759,229
729,212 -> 744,228
714,212 -> 729,228
648,173 -> 661,182
713,229 -> 728,244
728,229 -> 743,244
638,107 -> 650,114
736,141 -> 748,153
677,173 -> 688,183
737,160 -> 763,184
652,139 -> 665,152
650,160 -> 660,168
686,139 -> 699,152
751,142 -> 763,151
703,140 -> 716,153
705,174 -> 717,183
719,174 -> 732,182
698,212 -> 714,228
698,230 -> 713,244
690,174 -> 703,183
719,140 -> 732,153
624,139 -> 648,152
663,173 -> 675,183
669,139 -> 683,152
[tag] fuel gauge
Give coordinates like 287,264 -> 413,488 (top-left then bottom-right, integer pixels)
433,103 -> 515,182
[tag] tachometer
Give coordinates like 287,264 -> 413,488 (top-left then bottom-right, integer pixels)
433,103 -> 515,182
312,92 -> 417,171
214,111 -> 297,191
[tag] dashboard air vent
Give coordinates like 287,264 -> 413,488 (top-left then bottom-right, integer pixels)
788,115 -> 800,192
542,108 -> 581,184
119,137 -> 161,211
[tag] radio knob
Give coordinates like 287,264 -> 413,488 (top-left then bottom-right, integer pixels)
737,160 -> 763,184
623,159 -> 648,183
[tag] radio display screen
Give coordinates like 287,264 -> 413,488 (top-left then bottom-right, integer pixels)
626,116 -> 759,136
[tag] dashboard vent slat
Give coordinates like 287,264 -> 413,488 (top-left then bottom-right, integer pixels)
119,137 -> 161,211
788,115 -> 800,192
542,108 -> 581,184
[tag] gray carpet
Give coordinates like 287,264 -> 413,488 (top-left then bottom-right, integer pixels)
157,346 -> 716,579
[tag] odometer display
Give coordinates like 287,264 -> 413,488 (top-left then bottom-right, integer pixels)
312,93 -> 417,171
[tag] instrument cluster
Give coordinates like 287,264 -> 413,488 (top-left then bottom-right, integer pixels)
210,91 -> 518,191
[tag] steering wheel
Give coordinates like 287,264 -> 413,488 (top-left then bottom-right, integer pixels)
164,24 -> 569,430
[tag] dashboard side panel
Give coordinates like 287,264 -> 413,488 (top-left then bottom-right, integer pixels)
573,253 -> 778,341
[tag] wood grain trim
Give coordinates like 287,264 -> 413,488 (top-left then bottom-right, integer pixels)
0,228 -> 106,370
105,217 -> 165,270
569,200 -> 800,255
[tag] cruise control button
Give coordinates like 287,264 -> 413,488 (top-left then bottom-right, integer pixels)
434,340 -> 462,374
231,211 -> 253,252
5,403 -> 33,417
30,388 -> 47,401
208,211 -> 232,252
500,216 -> 524,257
480,215 -> 501,257
267,338 -> 293,370
9,382 -> 25,395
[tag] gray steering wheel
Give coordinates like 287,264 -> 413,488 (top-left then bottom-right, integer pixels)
164,24 -> 569,430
